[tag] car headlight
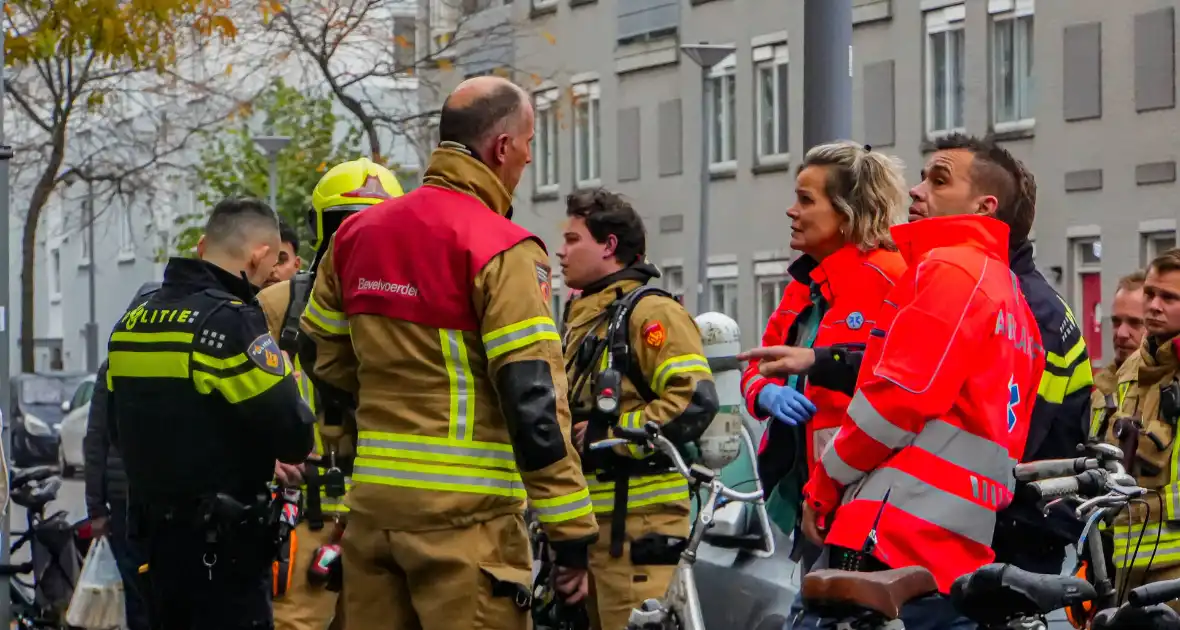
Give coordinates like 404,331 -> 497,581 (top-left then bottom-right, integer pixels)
23,414 -> 53,437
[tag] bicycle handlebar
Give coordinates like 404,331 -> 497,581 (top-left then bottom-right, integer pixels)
600,423 -> 764,503
1128,578 -> 1180,608
1014,457 -> 1100,482
1024,468 -> 1139,503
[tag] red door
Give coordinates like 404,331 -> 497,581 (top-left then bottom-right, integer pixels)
1081,272 -> 1103,363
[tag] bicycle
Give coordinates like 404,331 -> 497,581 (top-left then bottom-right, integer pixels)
584,420 -> 774,630
1,464 -> 91,629
953,442 -> 1180,630
793,443 -> 1135,629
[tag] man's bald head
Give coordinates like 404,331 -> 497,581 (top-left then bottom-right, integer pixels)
439,77 -> 530,153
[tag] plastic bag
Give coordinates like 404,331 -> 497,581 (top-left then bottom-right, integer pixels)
65,536 -> 126,630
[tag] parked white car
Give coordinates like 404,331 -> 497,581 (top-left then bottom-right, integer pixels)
57,374 -> 97,478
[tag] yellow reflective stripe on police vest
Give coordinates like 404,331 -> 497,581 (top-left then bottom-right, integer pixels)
440,330 -> 475,441
1038,338 -> 1093,404
357,431 -> 517,470
531,488 -> 594,523
107,331 -> 195,380
482,317 -> 560,360
191,350 -> 286,404
650,354 -> 711,396
589,472 -> 688,512
303,294 -> 349,336
1112,520 -> 1180,568
352,457 -> 526,498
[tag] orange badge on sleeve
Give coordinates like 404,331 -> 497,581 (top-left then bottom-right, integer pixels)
643,322 -> 666,348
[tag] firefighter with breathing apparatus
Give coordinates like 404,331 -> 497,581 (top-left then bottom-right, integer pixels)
556,188 -> 732,630
256,158 -> 404,629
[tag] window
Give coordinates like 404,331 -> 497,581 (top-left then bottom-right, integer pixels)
756,274 -> 789,335
573,81 -> 601,186
1142,231 -> 1177,266
118,207 -> 134,260
664,266 -> 685,302
534,88 -> 559,193
49,248 -> 61,302
925,4 -> 966,136
707,54 -> 737,169
991,0 -> 1035,130
80,201 -> 91,265
708,280 -> 739,320
754,42 -> 788,161
533,0 -> 557,10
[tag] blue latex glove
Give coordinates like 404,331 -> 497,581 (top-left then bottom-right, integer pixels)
757,384 -> 817,426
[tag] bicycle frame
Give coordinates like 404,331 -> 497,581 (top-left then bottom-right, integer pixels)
627,425 -> 775,630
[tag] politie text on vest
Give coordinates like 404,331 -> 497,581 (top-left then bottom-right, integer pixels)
357,277 -> 419,297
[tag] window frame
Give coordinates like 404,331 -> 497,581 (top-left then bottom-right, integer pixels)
533,87 -> 560,195
117,206 -> 135,262
707,53 -> 738,173
49,247 -> 62,304
924,4 -> 967,139
1141,230 -> 1177,266
753,42 -> 789,164
755,273 -> 789,336
572,81 -> 602,188
664,266 -> 685,301
989,0 -> 1036,133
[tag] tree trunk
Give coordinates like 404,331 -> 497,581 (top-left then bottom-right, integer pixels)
20,128 -> 67,373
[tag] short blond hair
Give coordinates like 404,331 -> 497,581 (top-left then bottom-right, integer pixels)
799,141 -> 906,252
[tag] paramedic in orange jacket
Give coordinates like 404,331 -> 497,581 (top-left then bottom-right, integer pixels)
300,77 -> 598,630
736,141 -> 907,572
790,141 -> 1045,630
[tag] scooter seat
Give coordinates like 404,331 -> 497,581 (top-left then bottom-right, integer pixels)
802,566 -> 938,620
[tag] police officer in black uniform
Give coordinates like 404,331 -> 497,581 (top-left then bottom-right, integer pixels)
105,198 -> 315,630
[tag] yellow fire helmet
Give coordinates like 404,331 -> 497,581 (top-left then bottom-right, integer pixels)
309,158 -> 405,250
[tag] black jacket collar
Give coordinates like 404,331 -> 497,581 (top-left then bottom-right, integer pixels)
1009,240 -> 1036,276
580,261 -> 661,296
162,257 -> 256,302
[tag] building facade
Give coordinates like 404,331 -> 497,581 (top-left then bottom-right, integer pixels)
421,0 -> 1180,363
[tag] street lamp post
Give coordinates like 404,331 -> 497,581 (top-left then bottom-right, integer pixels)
253,135 -> 291,211
0,4 -> 13,623
803,0 -> 853,151
680,43 -> 736,315
84,178 -> 97,373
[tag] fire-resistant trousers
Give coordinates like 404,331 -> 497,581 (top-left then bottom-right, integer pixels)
587,511 -> 688,630
273,521 -> 345,630
342,511 -> 534,630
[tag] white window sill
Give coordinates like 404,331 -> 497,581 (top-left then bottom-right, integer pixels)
49,293 -> 62,305
993,118 -> 1036,134
925,127 -> 967,141
535,183 -> 560,195
756,153 -> 791,166
77,258 -> 92,269
708,160 -> 738,175
117,250 -> 136,264
532,0 -> 558,8
576,178 -> 602,190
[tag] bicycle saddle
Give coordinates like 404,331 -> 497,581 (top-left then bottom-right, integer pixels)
801,566 -> 938,620
1093,604 -> 1180,630
10,475 -> 61,510
11,465 -> 55,488
950,563 -> 1095,625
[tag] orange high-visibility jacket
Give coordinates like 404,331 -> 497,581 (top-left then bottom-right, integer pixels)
803,215 -> 1045,594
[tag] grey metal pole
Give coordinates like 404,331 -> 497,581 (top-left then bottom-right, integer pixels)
802,0 -> 853,151
0,0 -> 13,623
85,181 -> 97,373
694,65 -> 711,314
268,155 -> 279,212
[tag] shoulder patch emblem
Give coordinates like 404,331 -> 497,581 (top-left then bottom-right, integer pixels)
643,321 -> 666,348
845,312 -> 865,330
248,333 -> 286,376
535,262 -> 552,301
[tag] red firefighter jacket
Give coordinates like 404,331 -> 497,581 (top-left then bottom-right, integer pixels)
802,215 -> 1044,594
740,244 -> 906,495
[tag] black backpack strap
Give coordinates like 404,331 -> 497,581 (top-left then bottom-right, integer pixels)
609,286 -> 673,404
279,273 -> 313,356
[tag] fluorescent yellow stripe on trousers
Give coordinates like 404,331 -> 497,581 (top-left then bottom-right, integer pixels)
650,354 -> 711,395
303,294 -> 350,336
